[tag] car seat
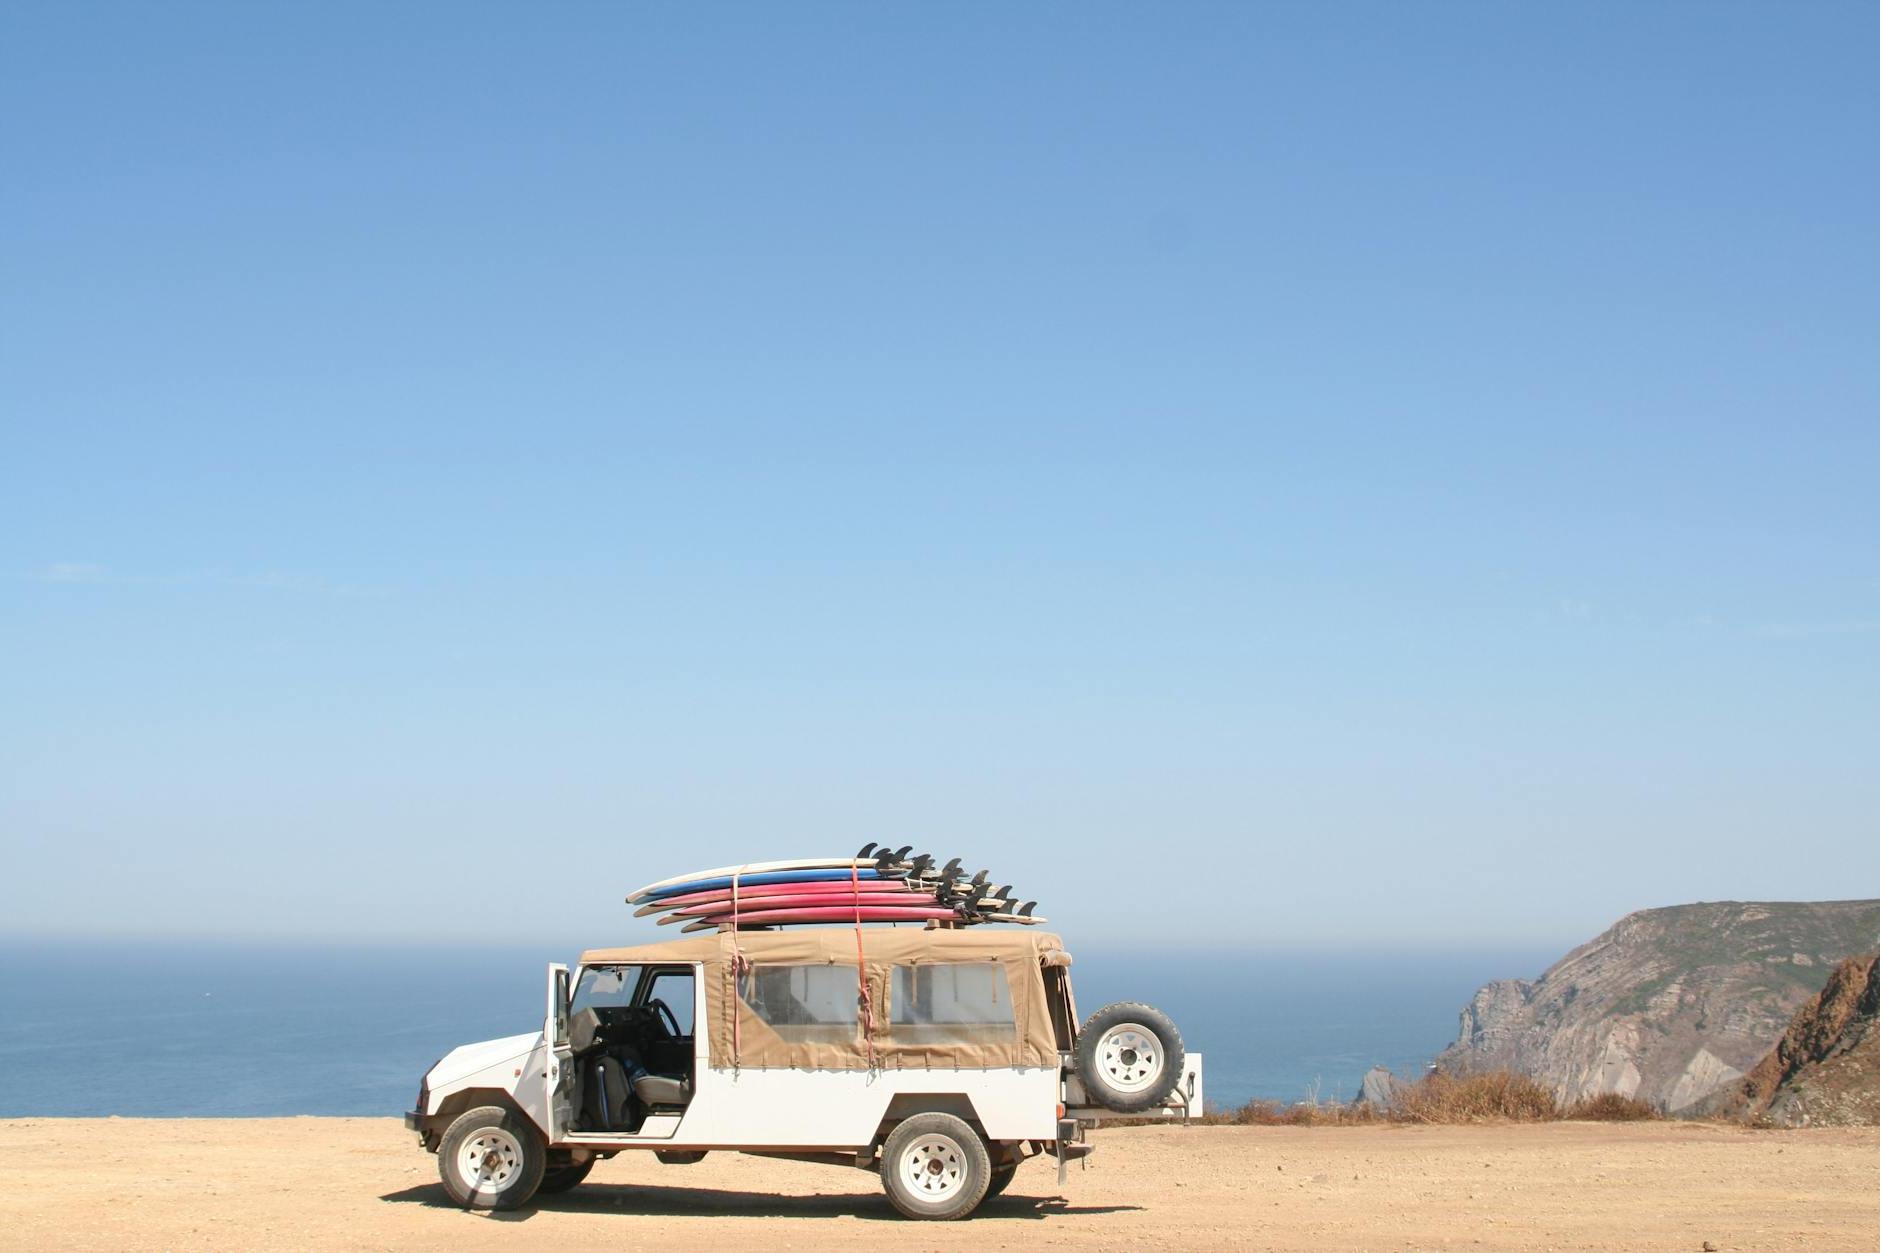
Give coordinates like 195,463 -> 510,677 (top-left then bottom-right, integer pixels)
585,1050 -> 692,1130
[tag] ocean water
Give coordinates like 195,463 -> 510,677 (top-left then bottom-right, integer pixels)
0,940 -> 1555,1117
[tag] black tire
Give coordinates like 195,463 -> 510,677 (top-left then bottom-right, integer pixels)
1075,1001 -> 1186,1113
436,1105 -> 547,1210
984,1162 -> 1018,1199
880,1113 -> 992,1220
535,1157 -> 595,1194
655,1150 -> 708,1165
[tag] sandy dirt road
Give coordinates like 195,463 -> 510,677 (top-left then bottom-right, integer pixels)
1,1118 -> 1875,1251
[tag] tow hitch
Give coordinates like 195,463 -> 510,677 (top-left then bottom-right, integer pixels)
1053,1119 -> 1093,1185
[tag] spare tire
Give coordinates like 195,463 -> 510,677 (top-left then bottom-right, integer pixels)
1075,1001 -> 1185,1113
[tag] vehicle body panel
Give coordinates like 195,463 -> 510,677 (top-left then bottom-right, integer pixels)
417,964 -> 1067,1146
413,930 -> 1199,1157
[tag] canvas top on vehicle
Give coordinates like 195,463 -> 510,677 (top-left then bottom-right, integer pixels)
580,927 -> 1070,1072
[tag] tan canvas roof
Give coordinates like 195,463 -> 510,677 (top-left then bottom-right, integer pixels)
578,927 -> 1068,1071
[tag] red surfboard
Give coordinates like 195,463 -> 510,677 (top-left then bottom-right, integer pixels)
659,891 -> 936,923
635,879 -> 923,916
680,905 -> 957,932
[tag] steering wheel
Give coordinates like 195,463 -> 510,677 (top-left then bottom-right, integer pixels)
646,997 -> 682,1039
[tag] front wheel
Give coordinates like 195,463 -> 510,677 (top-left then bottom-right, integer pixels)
984,1162 -> 1018,1199
880,1113 -> 992,1220
436,1105 -> 547,1210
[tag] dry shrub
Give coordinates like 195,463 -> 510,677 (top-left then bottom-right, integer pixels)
1564,1092 -> 1659,1121
1202,1071 -> 1661,1128
1202,1099 -> 1383,1127
1394,1070 -> 1560,1123
1202,1099 -> 1294,1126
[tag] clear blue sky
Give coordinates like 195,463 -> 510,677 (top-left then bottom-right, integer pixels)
4,3 -> 1875,950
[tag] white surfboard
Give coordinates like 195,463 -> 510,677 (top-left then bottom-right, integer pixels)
625,858 -> 885,904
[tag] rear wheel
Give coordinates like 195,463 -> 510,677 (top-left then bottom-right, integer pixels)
985,1162 -> 1018,1199
880,1113 -> 991,1220
535,1156 -> 594,1194
437,1105 -> 546,1210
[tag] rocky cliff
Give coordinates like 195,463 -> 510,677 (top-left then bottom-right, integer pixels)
1703,950 -> 1880,1125
1436,900 -> 1880,1111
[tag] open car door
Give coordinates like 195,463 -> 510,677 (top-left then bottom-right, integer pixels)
545,963 -> 574,1141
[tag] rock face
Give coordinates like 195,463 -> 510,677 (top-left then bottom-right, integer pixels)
1354,1065 -> 1408,1109
1704,951 -> 1880,1125
1436,900 -> 1880,1111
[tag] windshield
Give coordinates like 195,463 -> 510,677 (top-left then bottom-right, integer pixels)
571,965 -> 641,1014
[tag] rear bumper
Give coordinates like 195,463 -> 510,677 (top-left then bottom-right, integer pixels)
403,1110 -> 423,1131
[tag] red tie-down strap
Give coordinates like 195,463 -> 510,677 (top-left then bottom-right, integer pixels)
851,862 -> 877,1071
728,868 -> 752,1074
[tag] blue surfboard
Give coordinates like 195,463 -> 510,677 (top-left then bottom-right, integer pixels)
637,866 -> 890,902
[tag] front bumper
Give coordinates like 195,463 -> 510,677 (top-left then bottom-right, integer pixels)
403,1110 -> 423,1132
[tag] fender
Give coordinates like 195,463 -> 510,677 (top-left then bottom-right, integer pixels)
422,1032 -> 552,1134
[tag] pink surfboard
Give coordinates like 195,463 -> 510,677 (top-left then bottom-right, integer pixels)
659,891 -> 936,923
636,879 -> 921,916
680,905 -> 958,932
665,888 -> 936,918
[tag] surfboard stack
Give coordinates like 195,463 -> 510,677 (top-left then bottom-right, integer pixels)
625,844 -> 1043,932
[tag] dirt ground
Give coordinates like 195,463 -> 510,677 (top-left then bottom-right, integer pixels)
1,1118 -> 1875,1252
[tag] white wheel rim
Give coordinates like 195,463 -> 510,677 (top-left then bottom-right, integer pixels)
1096,1024 -> 1164,1093
457,1127 -> 525,1196
900,1134 -> 968,1203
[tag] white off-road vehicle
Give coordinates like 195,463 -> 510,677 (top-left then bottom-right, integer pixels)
405,927 -> 1198,1219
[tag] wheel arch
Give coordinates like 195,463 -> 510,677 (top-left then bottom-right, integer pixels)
875,1092 -> 986,1139
418,1088 -> 542,1151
